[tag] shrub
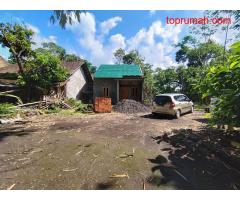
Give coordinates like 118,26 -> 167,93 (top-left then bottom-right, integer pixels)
44,103 -> 62,114
64,98 -> 93,113
75,103 -> 93,113
200,41 -> 240,127
64,98 -> 82,108
0,103 -> 16,116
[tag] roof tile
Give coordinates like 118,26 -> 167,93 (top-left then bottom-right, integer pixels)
94,64 -> 143,78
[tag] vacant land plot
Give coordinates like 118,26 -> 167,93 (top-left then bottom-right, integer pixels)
0,111 -> 239,189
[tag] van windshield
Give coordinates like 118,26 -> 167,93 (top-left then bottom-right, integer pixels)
154,96 -> 172,106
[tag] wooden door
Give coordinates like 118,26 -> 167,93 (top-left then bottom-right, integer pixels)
119,86 -> 129,100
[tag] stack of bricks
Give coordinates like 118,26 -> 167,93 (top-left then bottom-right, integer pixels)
94,97 -> 112,113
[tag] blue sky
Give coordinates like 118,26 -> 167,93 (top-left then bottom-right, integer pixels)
0,10 -> 228,69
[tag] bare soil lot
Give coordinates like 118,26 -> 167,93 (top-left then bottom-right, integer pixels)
0,111 -> 240,189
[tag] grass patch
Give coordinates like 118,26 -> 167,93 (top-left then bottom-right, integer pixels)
0,103 -> 16,117
64,98 -> 93,113
194,103 -> 206,111
0,72 -> 18,80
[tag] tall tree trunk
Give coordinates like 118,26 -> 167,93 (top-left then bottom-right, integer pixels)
223,23 -> 229,65
15,55 -> 24,74
2,31 -> 25,74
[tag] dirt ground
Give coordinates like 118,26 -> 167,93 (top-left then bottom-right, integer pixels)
0,111 -> 240,190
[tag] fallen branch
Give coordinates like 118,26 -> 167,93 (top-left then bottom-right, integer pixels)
62,168 -> 78,172
142,178 -> 146,190
7,183 -> 15,190
109,173 -> 129,178
115,152 -> 133,159
0,89 -> 21,94
60,101 -> 72,109
16,100 -> 49,108
0,93 -> 23,104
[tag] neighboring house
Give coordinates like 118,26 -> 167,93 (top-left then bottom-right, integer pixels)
0,56 -> 19,90
0,56 -> 9,68
93,64 -> 144,104
62,61 -> 93,103
0,56 -> 93,103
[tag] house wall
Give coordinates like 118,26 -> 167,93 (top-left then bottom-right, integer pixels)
93,79 -> 118,104
93,78 -> 144,104
119,79 -> 143,102
66,67 -> 87,99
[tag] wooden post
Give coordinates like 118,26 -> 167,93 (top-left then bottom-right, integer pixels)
117,79 -> 119,102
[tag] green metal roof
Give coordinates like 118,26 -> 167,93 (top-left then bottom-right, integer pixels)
94,64 -> 143,78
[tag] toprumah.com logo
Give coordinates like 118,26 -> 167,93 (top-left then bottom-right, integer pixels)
166,16 -> 232,25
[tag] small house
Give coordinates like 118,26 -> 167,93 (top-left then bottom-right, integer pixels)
62,60 -> 93,103
0,56 -> 93,103
93,64 -> 144,104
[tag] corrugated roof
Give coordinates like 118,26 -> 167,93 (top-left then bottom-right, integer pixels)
62,60 -> 85,74
0,57 -> 93,86
0,56 -> 9,68
94,64 -> 143,78
0,58 -> 85,75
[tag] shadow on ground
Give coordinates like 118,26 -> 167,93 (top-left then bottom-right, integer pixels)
95,180 -> 117,190
147,128 -> 240,189
193,118 -> 209,124
0,125 -> 37,142
140,113 -> 175,120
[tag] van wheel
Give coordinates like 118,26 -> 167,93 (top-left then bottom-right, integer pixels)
175,110 -> 181,119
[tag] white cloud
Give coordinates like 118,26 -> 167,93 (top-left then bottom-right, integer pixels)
26,23 -> 57,49
100,16 -> 122,37
149,10 -> 156,16
211,27 -> 239,47
26,23 -> 40,34
127,21 -> 182,68
66,12 -> 125,66
67,12 -> 182,69
109,34 -> 126,49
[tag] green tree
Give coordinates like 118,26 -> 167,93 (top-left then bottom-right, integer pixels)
142,63 -> 154,102
64,54 -> 81,62
153,65 -> 208,102
176,36 -> 225,67
113,48 -> 154,103
84,60 -> 96,74
0,23 -> 34,74
205,10 -> 240,63
50,10 -> 82,29
189,11 -> 218,43
36,42 -> 66,61
200,41 -> 240,127
153,68 -> 178,94
122,50 -> 144,66
114,48 -> 125,64
17,51 -> 69,90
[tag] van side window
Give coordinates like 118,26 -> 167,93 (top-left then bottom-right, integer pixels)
183,95 -> 190,101
174,95 -> 185,102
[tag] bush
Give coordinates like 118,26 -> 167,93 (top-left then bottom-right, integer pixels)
199,41 -> 240,127
64,98 -> 82,108
0,72 -> 18,80
17,51 -> 69,90
44,103 -> 62,114
65,98 -> 93,113
75,103 -> 93,113
0,103 -> 16,116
